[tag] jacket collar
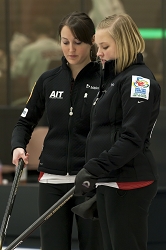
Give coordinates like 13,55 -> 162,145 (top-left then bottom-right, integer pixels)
61,56 -> 100,79
103,53 -> 144,81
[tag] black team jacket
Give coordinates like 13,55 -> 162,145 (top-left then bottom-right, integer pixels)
84,53 -> 161,182
11,56 -> 101,175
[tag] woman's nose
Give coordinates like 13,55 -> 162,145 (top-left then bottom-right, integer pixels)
97,48 -> 102,57
69,43 -> 75,51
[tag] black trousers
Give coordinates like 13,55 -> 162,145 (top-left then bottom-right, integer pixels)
96,182 -> 157,250
39,183 -> 104,250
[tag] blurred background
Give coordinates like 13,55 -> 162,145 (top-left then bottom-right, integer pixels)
0,0 -> 166,107
0,0 -> 166,249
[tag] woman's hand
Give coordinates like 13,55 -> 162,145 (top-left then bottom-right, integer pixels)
12,148 -> 29,166
74,168 -> 97,196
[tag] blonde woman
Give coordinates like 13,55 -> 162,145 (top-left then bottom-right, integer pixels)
75,14 -> 161,250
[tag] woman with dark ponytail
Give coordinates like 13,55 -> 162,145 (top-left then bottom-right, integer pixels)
11,11 -> 103,250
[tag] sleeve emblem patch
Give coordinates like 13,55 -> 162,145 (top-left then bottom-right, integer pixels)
130,75 -> 150,100
21,108 -> 28,117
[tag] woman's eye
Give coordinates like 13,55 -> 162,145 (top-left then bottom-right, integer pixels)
75,41 -> 82,45
103,46 -> 109,50
63,42 -> 69,45
62,41 -> 81,45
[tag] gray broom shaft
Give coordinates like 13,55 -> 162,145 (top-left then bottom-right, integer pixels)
4,186 -> 75,250
0,159 -> 24,250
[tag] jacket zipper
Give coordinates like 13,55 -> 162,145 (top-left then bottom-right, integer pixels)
85,90 -> 106,160
66,78 -> 76,175
66,107 -> 74,175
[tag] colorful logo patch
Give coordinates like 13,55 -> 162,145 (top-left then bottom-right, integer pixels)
130,75 -> 150,100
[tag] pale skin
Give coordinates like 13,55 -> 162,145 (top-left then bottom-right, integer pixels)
60,25 -> 94,79
95,28 -> 117,66
12,25 -> 94,166
12,148 -> 29,166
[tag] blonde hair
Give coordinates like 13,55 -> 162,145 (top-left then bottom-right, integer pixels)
96,14 -> 145,73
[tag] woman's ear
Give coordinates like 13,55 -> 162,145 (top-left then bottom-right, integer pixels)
91,34 -> 95,45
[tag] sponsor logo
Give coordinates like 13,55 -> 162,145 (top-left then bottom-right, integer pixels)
21,108 -> 28,117
49,91 -> 64,99
138,100 -> 144,103
86,84 -> 99,90
134,77 -> 149,88
130,76 -> 150,100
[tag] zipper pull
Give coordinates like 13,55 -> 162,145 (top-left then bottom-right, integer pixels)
84,93 -> 88,98
69,107 -> 73,116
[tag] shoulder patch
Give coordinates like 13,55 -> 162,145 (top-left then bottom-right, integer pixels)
130,75 -> 150,100
21,108 -> 28,117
